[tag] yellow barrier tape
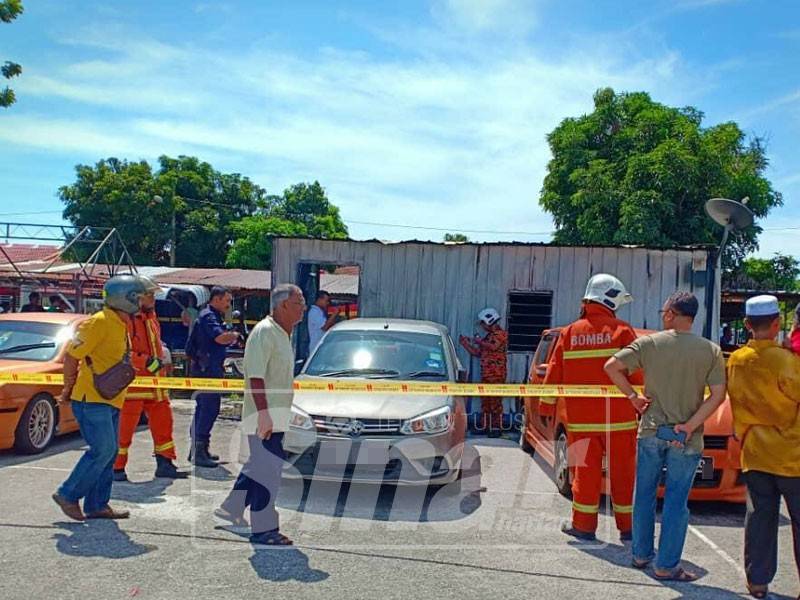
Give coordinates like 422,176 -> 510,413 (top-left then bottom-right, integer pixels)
0,372 -> 642,397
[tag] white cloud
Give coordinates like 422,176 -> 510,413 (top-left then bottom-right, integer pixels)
3,17 -> 701,242
430,0 -> 541,35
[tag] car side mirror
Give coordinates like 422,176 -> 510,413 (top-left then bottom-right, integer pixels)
294,358 -> 306,376
457,368 -> 468,383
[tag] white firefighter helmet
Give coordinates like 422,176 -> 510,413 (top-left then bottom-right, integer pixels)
477,307 -> 501,327
583,274 -> 632,312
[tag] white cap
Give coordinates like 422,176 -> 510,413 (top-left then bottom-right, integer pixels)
745,295 -> 780,317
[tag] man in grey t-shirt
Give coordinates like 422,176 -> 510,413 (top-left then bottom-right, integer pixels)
604,292 -> 726,582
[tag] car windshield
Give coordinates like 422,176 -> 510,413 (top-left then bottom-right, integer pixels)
0,321 -> 72,362
305,330 -> 449,380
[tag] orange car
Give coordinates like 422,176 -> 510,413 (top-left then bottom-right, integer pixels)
0,312 -> 88,453
520,327 -> 746,504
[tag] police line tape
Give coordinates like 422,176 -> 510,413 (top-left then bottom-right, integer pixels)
0,372 -> 640,397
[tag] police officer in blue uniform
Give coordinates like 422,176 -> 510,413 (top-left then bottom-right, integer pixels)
187,286 -> 240,467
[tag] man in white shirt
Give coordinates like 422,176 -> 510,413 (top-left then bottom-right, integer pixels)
306,290 -> 339,353
214,283 -> 306,546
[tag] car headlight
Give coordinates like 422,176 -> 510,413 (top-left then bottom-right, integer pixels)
400,406 -> 453,435
289,406 -> 315,430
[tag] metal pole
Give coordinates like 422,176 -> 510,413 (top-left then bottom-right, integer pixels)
170,209 -> 176,267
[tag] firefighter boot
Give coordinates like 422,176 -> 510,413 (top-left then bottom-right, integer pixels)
155,455 -> 189,478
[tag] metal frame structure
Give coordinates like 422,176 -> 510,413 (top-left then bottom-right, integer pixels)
0,222 -> 138,312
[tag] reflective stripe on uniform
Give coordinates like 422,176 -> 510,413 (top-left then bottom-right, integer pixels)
154,441 -> 175,453
563,348 -> 620,360
567,420 -> 638,433
572,500 -> 600,514
612,503 -> 633,514
117,447 -> 129,455
539,397 -> 557,405
126,390 -> 169,401
126,392 -> 158,399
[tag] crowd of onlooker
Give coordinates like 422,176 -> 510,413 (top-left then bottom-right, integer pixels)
0,290 -> 72,314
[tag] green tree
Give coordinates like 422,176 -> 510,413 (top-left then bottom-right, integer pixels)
540,88 -> 782,268
731,253 -> 800,291
1,0 -> 23,108
59,157 -> 348,269
154,155 -> 266,267
274,181 -> 348,239
59,158 -> 167,264
59,156 -> 266,267
444,233 -> 469,242
226,216 -> 307,270
225,182 -> 349,269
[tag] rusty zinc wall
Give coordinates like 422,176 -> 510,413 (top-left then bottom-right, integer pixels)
271,238 -> 718,384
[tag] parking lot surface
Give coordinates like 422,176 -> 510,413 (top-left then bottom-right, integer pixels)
1,403 -> 797,600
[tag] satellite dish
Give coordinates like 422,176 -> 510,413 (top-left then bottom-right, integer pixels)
705,198 -> 754,231
704,197 -> 756,272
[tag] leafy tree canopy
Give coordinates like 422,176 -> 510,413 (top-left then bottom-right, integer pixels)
226,182 -> 348,269
59,157 -> 347,268
444,233 -> 470,242
728,253 -> 800,292
1,0 -> 23,108
540,88 -> 782,269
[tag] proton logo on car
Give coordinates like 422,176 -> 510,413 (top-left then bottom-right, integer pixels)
344,419 -> 364,437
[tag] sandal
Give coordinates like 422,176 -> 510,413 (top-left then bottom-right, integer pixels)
213,507 -> 248,529
250,531 -> 293,546
653,567 -> 698,582
746,583 -> 768,599
631,558 -> 651,570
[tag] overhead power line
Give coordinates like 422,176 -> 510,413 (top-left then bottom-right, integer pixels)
4,210 -> 800,236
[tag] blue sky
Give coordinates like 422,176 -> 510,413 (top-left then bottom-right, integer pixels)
1,0 -> 799,256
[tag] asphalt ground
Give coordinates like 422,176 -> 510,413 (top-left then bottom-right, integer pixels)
0,400 -> 797,600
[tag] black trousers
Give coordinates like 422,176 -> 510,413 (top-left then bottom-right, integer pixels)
743,470 -> 800,586
222,433 -> 286,535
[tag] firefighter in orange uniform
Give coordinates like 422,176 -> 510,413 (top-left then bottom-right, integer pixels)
460,308 -> 508,438
113,276 -> 187,481
542,274 -> 643,542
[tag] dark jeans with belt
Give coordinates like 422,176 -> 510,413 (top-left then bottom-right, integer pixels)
744,470 -> 800,586
190,363 -> 223,443
222,433 -> 286,535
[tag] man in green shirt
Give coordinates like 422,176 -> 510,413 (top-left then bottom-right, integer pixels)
605,291 -> 727,582
214,283 -> 306,546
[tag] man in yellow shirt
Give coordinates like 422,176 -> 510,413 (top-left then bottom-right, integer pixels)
727,295 -> 800,599
52,275 -> 147,522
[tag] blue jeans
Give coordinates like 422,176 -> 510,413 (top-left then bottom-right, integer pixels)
57,401 -> 120,515
632,435 -> 701,570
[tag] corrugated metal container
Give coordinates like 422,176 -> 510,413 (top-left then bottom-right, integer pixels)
272,238 -> 719,387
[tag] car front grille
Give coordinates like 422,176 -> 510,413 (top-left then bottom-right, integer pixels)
311,415 -> 403,437
703,436 -> 728,450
